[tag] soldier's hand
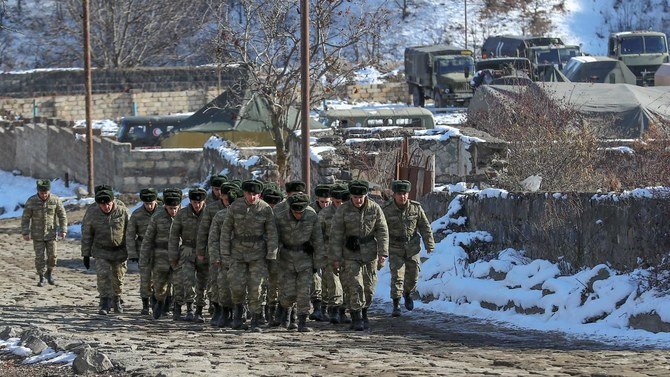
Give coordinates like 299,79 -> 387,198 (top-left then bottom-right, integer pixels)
129,258 -> 139,263
213,260 -> 221,267
197,255 -> 205,262
377,255 -> 387,266
22,234 -> 30,241
83,256 -> 91,270
58,232 -> 67,239
427,248 -> 434,254
332,260 -> 340,272
170,260 -> 178,269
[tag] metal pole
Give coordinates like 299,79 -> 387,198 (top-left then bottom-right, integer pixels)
464,0 -> 468,50
83,0 -> 95,194
300,0 -> 311,193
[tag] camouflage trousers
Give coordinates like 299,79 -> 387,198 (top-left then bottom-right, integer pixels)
310,270 -> 322,301
33,240 -> 57,275
389,252 -> 421,299
279,262 -> 313,316
321,264 -> 343,306
179,252 -> 209,306
228,259 -> 267,313
152,255 -> 173,302
95,258 -> 127,298
139,266 -> 152,299
209,263 -> 233,308
262,260 -> 280,306
341,259 -> 378,311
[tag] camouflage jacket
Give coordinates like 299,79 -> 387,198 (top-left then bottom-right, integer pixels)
206,192 -> 219,205
310,201 -> 327,214
382,199 -> 435,256
126,205 -> 156,259
317,204 -> 337,261
195,200 -> 224,258
81,202 -> 130,261
21,194 -> 67,241
139,206 -> 178,269
275,206 -> 326,270
330,197 -> 389,262
220,198 -> 278,263
209,206 -> 230,265
168,204 -> 204,263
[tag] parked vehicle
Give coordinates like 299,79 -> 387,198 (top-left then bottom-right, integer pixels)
481,35 -> 582,73
608,31 -> 669,86
562,56 -> 637,85
115,115 -> 190,148
405,44 -> 474,107
319,107 -> 435,129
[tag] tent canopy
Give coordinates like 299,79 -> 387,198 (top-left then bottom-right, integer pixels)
562,56 -> 637,85
468,82 -> 670,138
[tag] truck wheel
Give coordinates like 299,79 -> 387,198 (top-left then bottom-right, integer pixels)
412,86 -> 425,107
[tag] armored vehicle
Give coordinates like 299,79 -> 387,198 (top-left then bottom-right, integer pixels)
608,31 -> 669,86
405,44 -> 474,107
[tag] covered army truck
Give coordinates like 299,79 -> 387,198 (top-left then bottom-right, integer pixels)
481,35 -> 581,72
405,44 -> 475,107
608,31 -> 669,86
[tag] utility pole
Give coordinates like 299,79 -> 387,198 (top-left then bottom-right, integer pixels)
300,0 -> 311,193
83,0 -> 94,194
464,0 -> 468,50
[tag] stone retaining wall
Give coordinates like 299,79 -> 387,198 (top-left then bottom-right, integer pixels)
346,82 -> 410,103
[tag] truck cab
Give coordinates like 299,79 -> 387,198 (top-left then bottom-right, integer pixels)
431,54 -> 475,104
608,31 -> 669,86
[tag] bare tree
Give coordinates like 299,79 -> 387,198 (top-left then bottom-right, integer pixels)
480,0 -> 566,36
205,0 -> 390,178
393,0 -> 411,20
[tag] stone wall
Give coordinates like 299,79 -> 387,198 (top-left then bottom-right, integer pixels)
346,82 -> 410,104
421,190 -> 670,271
202,137 -> 279,182
0,123 -> 204,192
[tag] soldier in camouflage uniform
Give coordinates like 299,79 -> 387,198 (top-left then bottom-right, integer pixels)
140,190 -> 182,320
382,180 -> 435,316
275,193 -> 326,332
83,185 -> 127,222
308,184 -> 332,321
81,189 -> 130,315
221,179 -> 278,332
126,188 -> 158,315
317,184 -> 349,324
21,179 -> 67,287
206,174 -> 227,205
208,182 -> 243,327
169,187 -> 207,322
330,180 -> 389,331
260,184 -> 284,326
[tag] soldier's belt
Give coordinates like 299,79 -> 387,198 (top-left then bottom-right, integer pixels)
391,232 -> 418,244
234,235 -> 265,243
94,243 -> 126,252
155,241 -> 169,249
283,244 -> 304,252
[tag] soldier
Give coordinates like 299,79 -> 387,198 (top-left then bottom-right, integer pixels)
273,180 -> 306,214
169,187 -> 207,322
309,184 -> 331,321
330,180 -> 389,331
206,174 -> 228,204
260,184 -> 285,326
317,184 -> 348,324
208,182 -> 243,327
126,188 -> 159,315
81,189 -> 130,315
221,179 -> 278,332
83,185 -> 127,222
141,189 -> 182,320
275,193 -> 325,332
21,179 -> 67,287
382,180 -> 435,316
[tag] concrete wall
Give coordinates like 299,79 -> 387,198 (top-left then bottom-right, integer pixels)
346,82 -> 410,104
421,191 -> 670,271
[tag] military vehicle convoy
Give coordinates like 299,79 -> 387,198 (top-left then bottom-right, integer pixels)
404,44 -> 475,107
607,31 -> 669,86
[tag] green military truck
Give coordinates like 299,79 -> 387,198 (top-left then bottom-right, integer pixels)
608,31 -> 669,86
405,44 -> 475,107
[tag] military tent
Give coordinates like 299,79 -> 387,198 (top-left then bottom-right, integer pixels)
561,56 -> 637,85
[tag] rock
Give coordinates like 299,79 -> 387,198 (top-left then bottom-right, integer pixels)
487,267 -> 507,281
23,335 -> 48,355
530,283 -> 543,291
542,289 -> 555,297
586,267 -> 610,293
20,327 -> 43,342
73,347 -> 114,374
514,305 -> 545,315
629,312 -> 670,333
75,186 -> 89,199
66,342 -> 92,355
480,301 -> 499,311
42,335 -> 65,351
0,326 -> 19,339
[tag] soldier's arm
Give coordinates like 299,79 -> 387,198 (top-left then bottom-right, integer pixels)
310,216 -> 326,269
139,217 -> 157,269
264,206 -> 278,260
374,206 -> 390,257
20,199 -> 32,236
220,210 -> 234,259
195,210 -> 212,258
329,207 -> 345,263
417,205 -> 435,251
168,215 -> 183,264
56,197 -> 67,233
207,212 -> 224,264
81,217 -> 94,257
125,215 -> 138,259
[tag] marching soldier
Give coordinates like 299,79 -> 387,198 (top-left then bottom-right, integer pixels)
169,187 -> 207,322
140,189 -> 182,320
83,185 -> 127,222
382,180 -> 434,316
206,174 -> 227,204
330,180 -> 389,331
221,179 -> 278,332
126,188 -> 159,315
21,179 -> 67,287
308,184 -> 332,321
81,188 -> 130,315
261,184 -> 285,326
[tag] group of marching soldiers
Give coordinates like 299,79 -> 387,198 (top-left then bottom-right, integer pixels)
25,174 -> 435,332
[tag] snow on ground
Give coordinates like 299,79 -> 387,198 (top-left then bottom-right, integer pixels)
73,119 -> 119,137
0,338 -> 76,365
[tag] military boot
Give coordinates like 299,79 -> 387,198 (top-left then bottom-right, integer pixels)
184,303 -> 195,321
141,298 -> 151,315
208,302 -> 215,315
321,302 -> 330,322
404,292 -> 414,311
340,307 -> 352,324
258,304 -> 268,326
266,304 -> 277,326
112,296 -> 124,314
288,307 -> 298,331
329,306 -> 341,324
250,312 -> 263,333
150,295 -> 158,311
362,307 -> 369,330
216,307 -> 229,328
232,304 -> 248,330
210,303 -> 222,327
37,274 -> 45,287
98,297 -> 110,315
172,303 -> 182,321
45,269 -> 56,285
351,309 -> 364,331
280,306 -> 292,329
164,296 -> 173,315
309,299 -> 324,321
392,298 -> 401,317
153,300 -> 164,320
271,305 -> 284,327
193,305 -> 205,323
223,307 -> 234,327
297,314 -> 313,332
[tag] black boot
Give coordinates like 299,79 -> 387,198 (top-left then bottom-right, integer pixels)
217,307 -> 229,328
258,304 -> 268,326
208,302 -> 215,315
351,310 -> 364,331
297,314 -> 312,332
404,292 -> 414,311
98,297 -> 110,315
37,274 -> 45,287
250,312 -> 263,333
340,307 -> 352,324
112,296 -> 124,313
153,300 -> 164,319
392,298 -> 401,317
193,305 -> 205,323
141,298 -> 150,315
224,307 -> 234,327
172,303 -> 182,321
150,295 -> 157,311
45,269 -> 56,285
271,305 -> 284,327
362,307 -> 369,330
288,306 -> 298,331
232,304 -> 248,330
329,306 -> 341,324
210,303 -> 222,327
309,300 -> 324,321
184,303 -> 195,321
164,296 -> 173,315
281,306 -> 292,329
266,304 -> 276,326
321,302 -> 330,322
